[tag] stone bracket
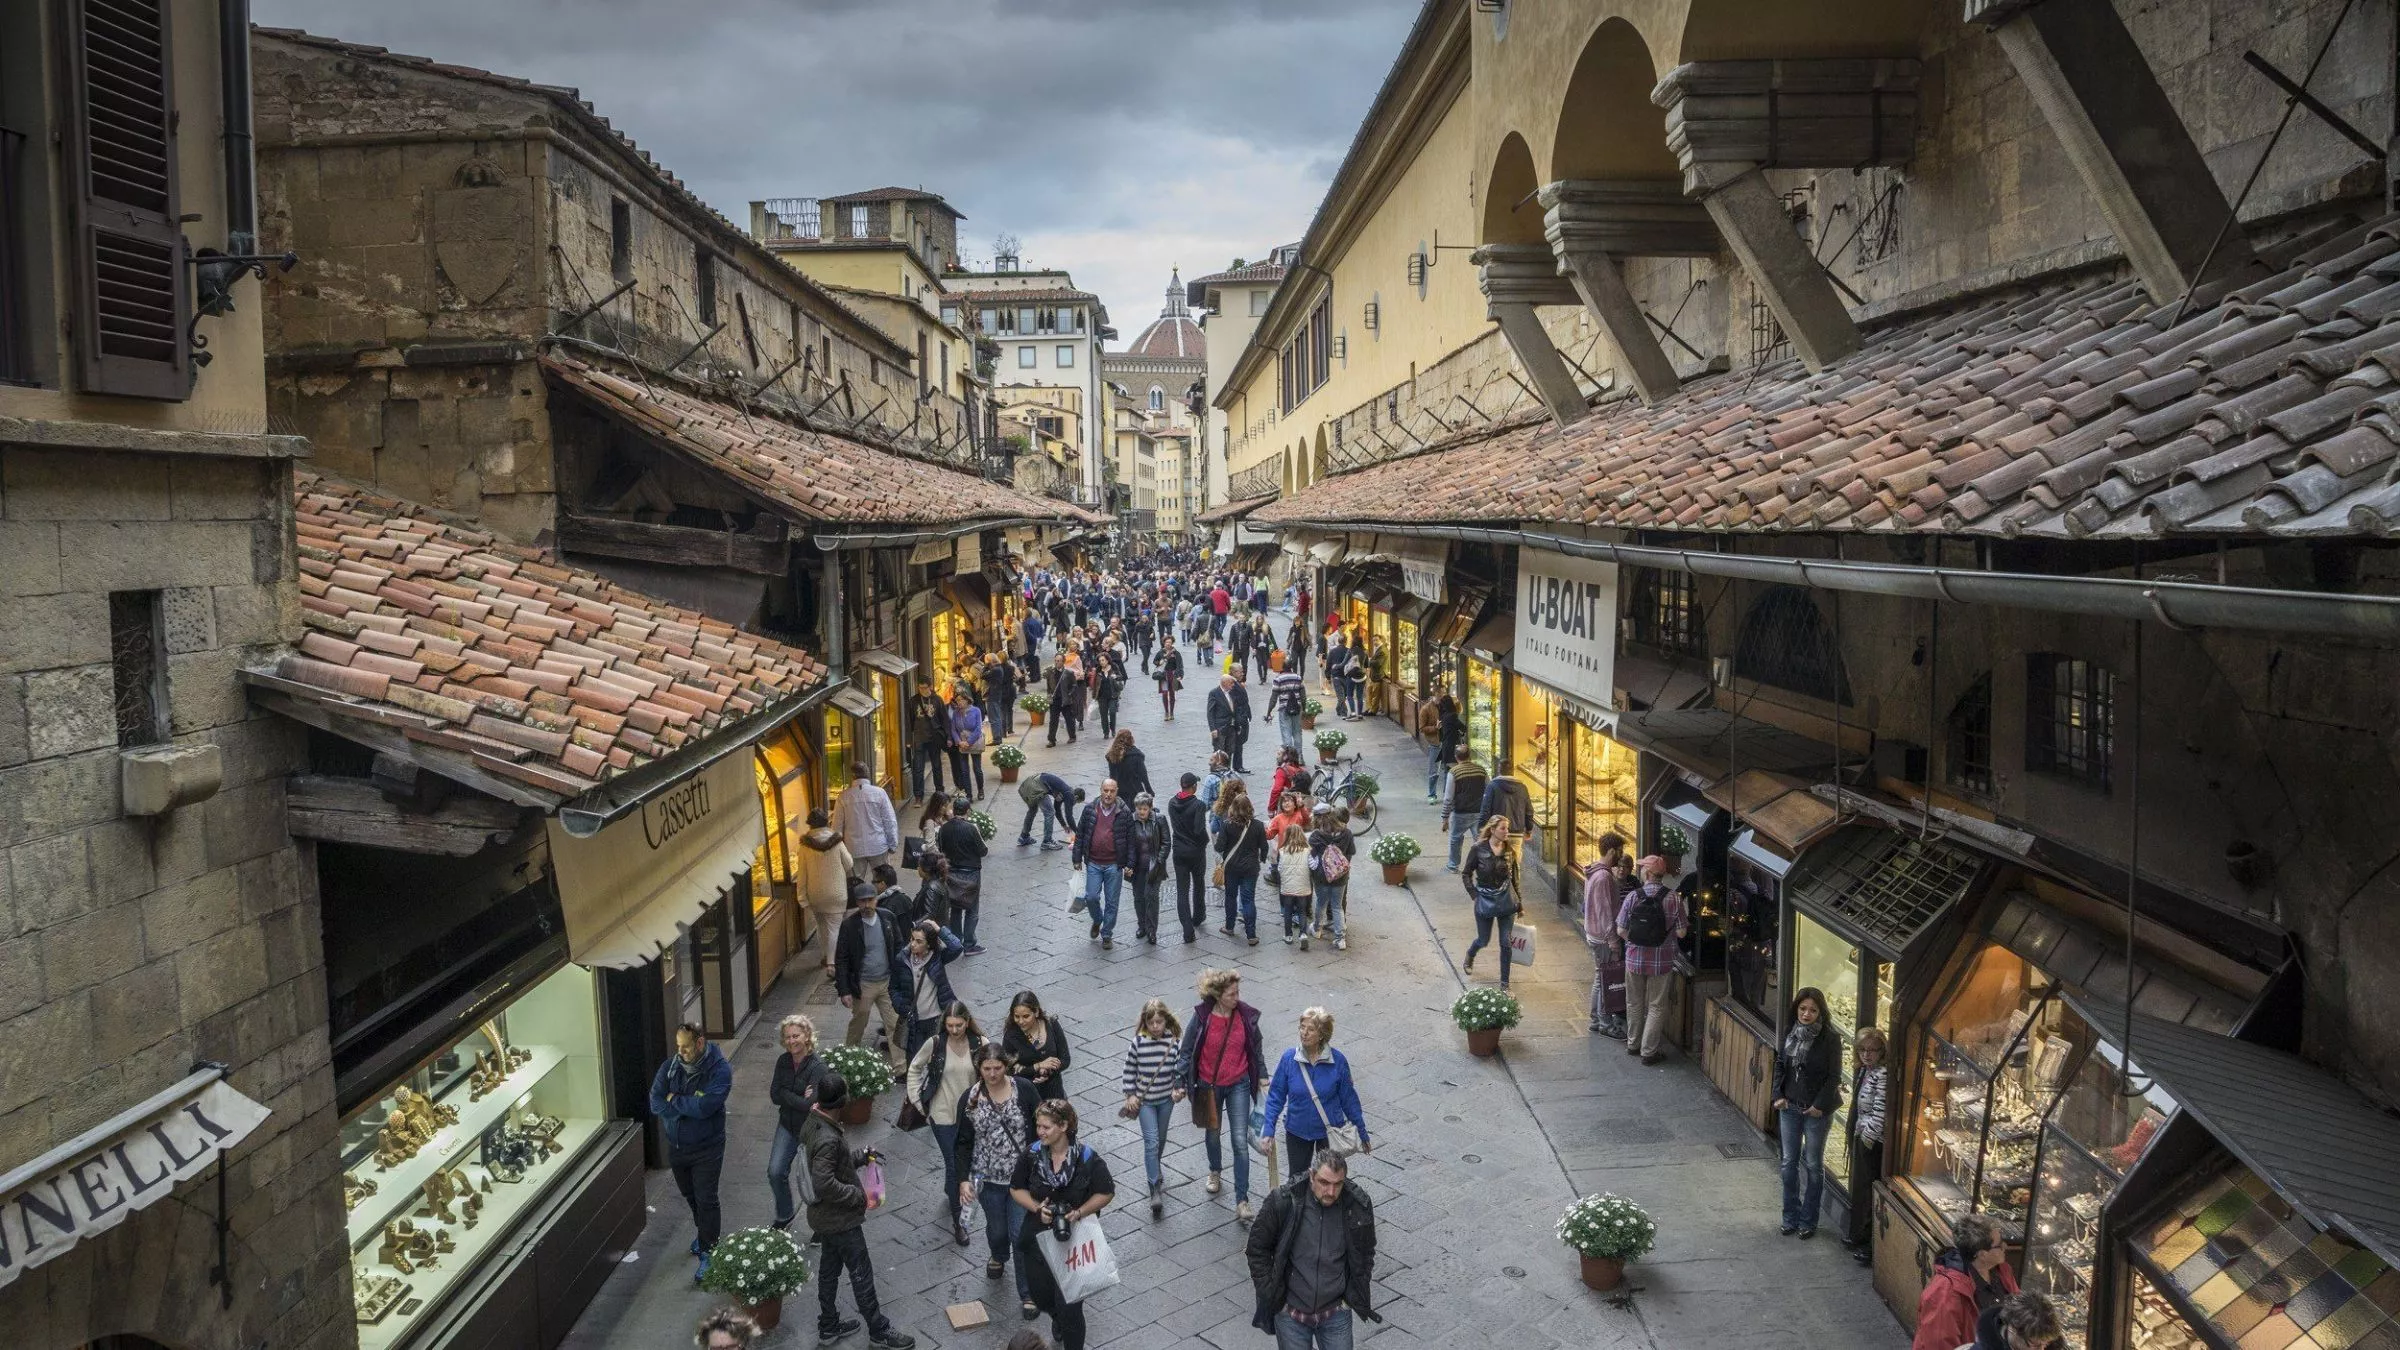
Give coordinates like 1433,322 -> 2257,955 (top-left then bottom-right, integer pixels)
122,743 -> 225,817
1978,0 -> 2259,302
1653,58 -> 1922,179
1474,245 -> 1592,426
1687,163 -> 1862,370
1538,181 -> 1721,403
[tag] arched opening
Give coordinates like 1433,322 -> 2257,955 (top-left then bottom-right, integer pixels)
1312,426 -> 1329,484
1482,132 -> 1543,246
1733,584 -> 1852,704
1148,385 -> 1164,411
1551,17 -> 1679,182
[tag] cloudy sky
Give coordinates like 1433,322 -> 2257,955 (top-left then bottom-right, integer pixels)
254,0 -> 1421,342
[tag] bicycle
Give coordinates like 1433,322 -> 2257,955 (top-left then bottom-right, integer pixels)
1311,758 -> 1383,836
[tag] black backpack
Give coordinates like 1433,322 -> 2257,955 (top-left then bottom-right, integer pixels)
1622,885 -> 1670,947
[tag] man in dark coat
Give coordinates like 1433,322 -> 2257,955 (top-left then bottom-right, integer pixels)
1166,773 -> 1212,943
1207,673 -> 1253,773
648,1024 -> 733,1279
1071,778 -> 1138,949
1245,1152 -> 1380,1344
802,1077 -> 916,1348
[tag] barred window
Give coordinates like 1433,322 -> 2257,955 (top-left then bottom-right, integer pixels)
2025,655 -> 2112,790
1733,585 -> 1849,704
1629,569 -> 1702,656
1945,673 -> 1993,797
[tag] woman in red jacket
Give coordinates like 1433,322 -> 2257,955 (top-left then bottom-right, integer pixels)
1913,1213 -> 2020,1350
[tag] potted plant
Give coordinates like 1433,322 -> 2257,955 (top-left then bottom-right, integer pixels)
1557,1193 -> 1657,1291
1313,727 -> 1349,763
819,1044 -> 893,1126
967,808 -> 998,841
1656,822 -> 1690,872
1019,691 -> 1050,727
1369,831 -> 1419,885
1301,698 -> 1324,731
1451,986 -> 1521,1058
991,743 -> 1027,783
698,1226 -> 810,1329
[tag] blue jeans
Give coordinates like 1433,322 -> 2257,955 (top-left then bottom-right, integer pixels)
1467,903 -> 1517,985
1225,874 -> 1258,938
1446,813 -> 1475,868
954,871 -> 981,945
1084,861 -> 1124,935
1138,1098 -> 1174,1188
1020,795 -> 1067,844
1276,1308 -> 1354,1350
1780,1107 -> 1832,1229
1427,745 -> 1447,799
1278,709 -> 1303,754
1200,1080 -> 1255,1201
767,1122 -> 802,1226
977,1181 -> 1029,1299
931,1121 -> 964,1207
1313,880 -> 1347,940
1278,887 -> 1310,937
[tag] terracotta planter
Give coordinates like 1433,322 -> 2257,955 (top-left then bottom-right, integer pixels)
838,1093 -> 875,1126
1026,709 -> 1045,727
741,1295 -> 784,1331
1380,861 -> 1408,886
1318,748 -> 1339,764
998,764 -> 1021,783
1466,1026 -> 1501,1057
1302,714 -> 1318,730
1580,1254 -> 1625,1291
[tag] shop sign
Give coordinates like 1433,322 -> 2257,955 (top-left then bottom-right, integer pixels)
954,532 -> 982,572
0,1073 -> 270,1290
1513,548 -> 1618,714
548,752 -> 765,969
908,538 -> 953,566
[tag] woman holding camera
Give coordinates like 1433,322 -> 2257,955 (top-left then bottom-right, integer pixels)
1010,1100 -> 1116,1350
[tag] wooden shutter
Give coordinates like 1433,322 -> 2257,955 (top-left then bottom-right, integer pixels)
65,0 -> 188,400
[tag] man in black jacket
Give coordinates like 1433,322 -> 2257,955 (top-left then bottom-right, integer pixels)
834,886 -> 912,1074
1245,1152 -> 1380,1345
1125,791 -> 1172,945
1207,673 -> 1252,772
1166,773 -> 1211,944
930,792 -> 989,955
1442,749 -> 1489,872
802,1077 -> 915,1348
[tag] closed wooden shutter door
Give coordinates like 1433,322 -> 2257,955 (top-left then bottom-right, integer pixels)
66,0 -> 188,399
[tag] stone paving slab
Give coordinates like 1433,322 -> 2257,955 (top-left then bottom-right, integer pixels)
559,614 -> 1905,1348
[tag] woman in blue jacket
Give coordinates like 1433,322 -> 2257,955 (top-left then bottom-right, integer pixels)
1258,1006 -> 1370,1179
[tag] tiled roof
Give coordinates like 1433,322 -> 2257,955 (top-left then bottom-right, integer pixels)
1259,213 -> 2400,540
1196,493 -> 1276,525
952,287 -> 1101,306
542,352 -> 1080,527
1125,314 -> 1205,360
251,474 -> 828,802
1189,260 -> 1288,287
823,186 -> 959,213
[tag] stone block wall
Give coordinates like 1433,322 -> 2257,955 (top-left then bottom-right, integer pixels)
0,442 -> 347,1350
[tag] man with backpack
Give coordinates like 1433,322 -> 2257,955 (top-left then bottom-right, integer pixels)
1266,661 -> 1309,756
1441,749 -> 1488,871
1617,855 -> 1689,1065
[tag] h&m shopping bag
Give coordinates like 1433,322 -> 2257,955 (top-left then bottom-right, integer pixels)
1507,922 -> 1538,968
1038,1215 -> 1122,1305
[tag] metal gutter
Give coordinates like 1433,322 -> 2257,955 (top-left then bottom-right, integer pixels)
556,680 -> 839,835
809,517 -> 1060,551
1304,521 -> 2400,639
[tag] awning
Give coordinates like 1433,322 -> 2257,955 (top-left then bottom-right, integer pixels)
1309,539 -> 1348,567
1614,651 -> 1714,713
547,751 -> 763,968
855,648 -> 917,679
0,1068 -> 272,1290
2111,1012 -> 2400,1269
1464,612 -> 1515,661
1782,824 -> 1988,964
828,684 -> 881,718
1703,769 -> 1842,854
1608,707 -> 1842,783
943,574 -> 994,630
1393,595 -> 1438,627
1730,828 -> 1798,880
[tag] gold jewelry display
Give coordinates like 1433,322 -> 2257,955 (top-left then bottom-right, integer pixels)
353,1273 -> 409,1324
417,1170 -> 457,1224
344,1175 -> 379,1211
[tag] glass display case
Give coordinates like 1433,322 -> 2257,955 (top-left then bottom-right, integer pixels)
2021,1026 -> 2175,1350
824,710 -> 853,798
2125,1269 -> 2209,1350
1509,677 -> 1559,860
2126,1164 -> 2400,1350
1789,911 -> 1893,1191
1394,617 -> 1422,698
1570,723 -> 1639,877
1466,658 -> 1503,769
930,608 -> 965,703
1725,830 -> 1788,1024
1906,941 -> 2049,1240
342,964 -> 604,1346
1370,606 -> 1395,685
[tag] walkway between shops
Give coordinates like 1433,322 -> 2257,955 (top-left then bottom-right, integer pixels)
560,618 -> 1904,1349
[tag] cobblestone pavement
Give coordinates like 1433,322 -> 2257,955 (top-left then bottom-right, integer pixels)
562,617 -> 1905,1349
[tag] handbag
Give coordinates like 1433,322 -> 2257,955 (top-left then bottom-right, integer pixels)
1473,884 -> 1514,919
1189,1084 -> 1221,1130
896,1099 -> 927,1131
1506,921 -> 1539,968
1297,1052 -> 1363,1158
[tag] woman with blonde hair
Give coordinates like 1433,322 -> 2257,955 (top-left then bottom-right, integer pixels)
1273,822 -> 1314,945
1120,998 -> 1186,1216
1460,815 -> 1523,988
1258,1006 -> 1370,1178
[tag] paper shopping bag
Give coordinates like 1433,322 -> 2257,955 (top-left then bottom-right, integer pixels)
1038,1215 -> 1122,1305
1507,922 -> 1538,968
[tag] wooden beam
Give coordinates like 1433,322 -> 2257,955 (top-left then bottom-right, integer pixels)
556,512 -> 790,576
286,774 -> 531,856
244,685 -> 561,809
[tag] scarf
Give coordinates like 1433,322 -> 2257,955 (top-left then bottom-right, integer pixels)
1033,1142 -> 1082,1191
1783,1018 -> 1822,1070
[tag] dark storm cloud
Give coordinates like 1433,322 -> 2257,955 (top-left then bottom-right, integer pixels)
251,0 -> 1420,333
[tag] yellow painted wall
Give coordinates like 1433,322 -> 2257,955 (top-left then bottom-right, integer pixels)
776,246 -> 906,296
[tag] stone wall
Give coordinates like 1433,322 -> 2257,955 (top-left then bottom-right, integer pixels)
0,442 -> 346,1350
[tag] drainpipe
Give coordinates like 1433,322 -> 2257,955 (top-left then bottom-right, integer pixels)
220,0 -> 256,255
1298,521 -> 2400,640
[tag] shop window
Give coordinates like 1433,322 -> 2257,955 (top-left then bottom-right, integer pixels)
1947,674 -> 1994,797
1631,568 -> 1703,655
1509,676 -> 1558,851
1571,723 -> 1638,874
2026,654 -> 2113,790
1393,618 -> 1421,697
1733,585 -> 1850,704
108,589 -> 166,746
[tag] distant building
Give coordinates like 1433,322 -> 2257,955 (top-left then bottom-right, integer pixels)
945,256 -> 1111,503
1186,249 -> 1292,516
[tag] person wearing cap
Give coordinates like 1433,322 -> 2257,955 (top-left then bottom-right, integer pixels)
801,1073 -> 916,1348
1125,790 -> 1173,945
1618,855 -> 1690,1064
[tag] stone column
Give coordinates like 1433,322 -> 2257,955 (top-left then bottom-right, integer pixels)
1539,180 -> 1719,404
1474,244 -> 1591,427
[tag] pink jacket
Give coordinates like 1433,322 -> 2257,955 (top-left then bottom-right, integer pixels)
1582,864 -> 1621,946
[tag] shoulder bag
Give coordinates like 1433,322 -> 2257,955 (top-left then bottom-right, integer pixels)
1298,1053 -> 1362,1158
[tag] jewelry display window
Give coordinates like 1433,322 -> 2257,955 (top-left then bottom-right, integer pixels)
2021,1024 -> 2175,1350
341,964 -> 604,1347
2126,1164 -> 2400,1350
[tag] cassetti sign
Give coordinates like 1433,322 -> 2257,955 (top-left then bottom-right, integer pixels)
0,1076 -> 271,1289
1513,548 -> 1618,714
547,751 -> 765,969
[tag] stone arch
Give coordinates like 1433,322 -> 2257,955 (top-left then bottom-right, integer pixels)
1481,131 -> 1543,246
1550,16 -> 1678,182
13,1197 -> 280,1350
1312,425 -> 1329,484
1677,0 -> 1927,61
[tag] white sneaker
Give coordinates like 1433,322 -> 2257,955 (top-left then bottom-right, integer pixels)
1335,937 -> 1347,951
1236,1202 -> 1252,1224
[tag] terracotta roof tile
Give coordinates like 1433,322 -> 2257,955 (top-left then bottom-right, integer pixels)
1259,212 -> 2400,541
250,473 -> 827,799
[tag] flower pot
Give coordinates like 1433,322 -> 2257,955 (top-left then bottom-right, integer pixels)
999,764 -> 1020,783
1380,861 -> 1407,886
1302,714 -> 1318,730
1027,709 -> 1044,727
1466,1026 -> 1501,1057
1318,748 -> 1339,764
741,1295 -> 784,1331
1580,1254 -> 1625,1291
1660,853 -> 1683,875
838,1094 -> 874,1126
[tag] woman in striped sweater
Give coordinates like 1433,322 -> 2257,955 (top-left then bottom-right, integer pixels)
1121,998 -> 1186,1217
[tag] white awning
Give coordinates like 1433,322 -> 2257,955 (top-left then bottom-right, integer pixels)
829,684 -> 882,718
855,648 -> 917,678
1309,539 -> 1347,566
547,752 -> 765,969
0,1069 -> 271,1290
